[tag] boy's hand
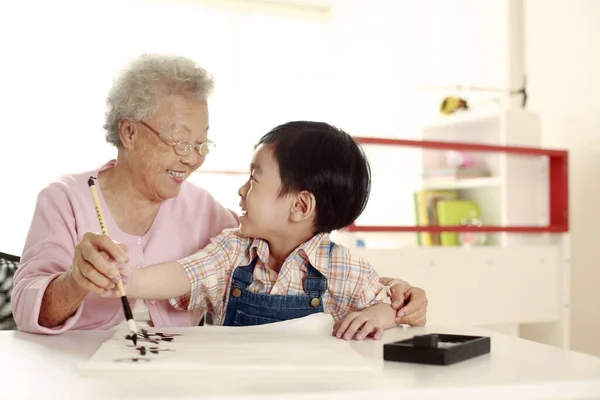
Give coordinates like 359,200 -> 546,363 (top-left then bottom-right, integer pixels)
383,278 -> 428,326
332,308 -> 385,341
392,285 -> 428,326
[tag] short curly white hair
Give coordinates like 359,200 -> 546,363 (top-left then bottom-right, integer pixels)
103,53 -> 214,147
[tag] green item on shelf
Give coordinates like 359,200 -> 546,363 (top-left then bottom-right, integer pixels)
436,200 -> 481,246
413,192 -> 422,246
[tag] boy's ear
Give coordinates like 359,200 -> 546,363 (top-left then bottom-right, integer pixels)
290,190 -> 316,222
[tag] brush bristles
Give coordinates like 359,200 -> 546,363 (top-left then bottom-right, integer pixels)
125,319 -> 138,345
125,333 -> 138,346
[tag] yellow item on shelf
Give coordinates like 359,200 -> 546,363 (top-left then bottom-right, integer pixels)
440,96 -> 469,115
414,190 -> 459,246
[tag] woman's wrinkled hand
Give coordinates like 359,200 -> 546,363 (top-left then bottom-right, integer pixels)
66,232 -> 130,297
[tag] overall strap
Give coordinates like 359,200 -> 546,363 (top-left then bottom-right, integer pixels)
304,241 -> 334,299
231,256 -> 259,290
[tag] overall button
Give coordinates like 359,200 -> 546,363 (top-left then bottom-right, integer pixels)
310,298 -> 320,308
232,288 -> 242,298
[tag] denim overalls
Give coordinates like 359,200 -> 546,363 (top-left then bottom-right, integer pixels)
222,243 -> 333,326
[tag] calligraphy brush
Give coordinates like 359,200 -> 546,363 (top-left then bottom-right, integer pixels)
87,176 -> 138,346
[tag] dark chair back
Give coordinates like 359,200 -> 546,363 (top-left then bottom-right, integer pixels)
0,252 -> 20,330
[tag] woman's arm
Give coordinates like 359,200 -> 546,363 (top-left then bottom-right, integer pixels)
37,273 -> 88,328
13,184 -> 127,333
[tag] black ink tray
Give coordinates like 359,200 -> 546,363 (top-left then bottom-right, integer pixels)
383,333 -> 491,365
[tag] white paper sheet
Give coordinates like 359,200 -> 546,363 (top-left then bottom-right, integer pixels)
79,314 -> 379,376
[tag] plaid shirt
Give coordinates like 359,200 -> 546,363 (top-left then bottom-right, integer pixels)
171,228 -> 391,325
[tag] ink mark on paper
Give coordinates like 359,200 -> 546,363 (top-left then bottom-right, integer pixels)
114,357 -> 152,363
133,346 -> 175,356
134,329 -> 182,344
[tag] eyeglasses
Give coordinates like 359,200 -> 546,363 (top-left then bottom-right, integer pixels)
140,121 -> 215,156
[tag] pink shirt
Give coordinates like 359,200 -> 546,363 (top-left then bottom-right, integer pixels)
12,161 -> 238,334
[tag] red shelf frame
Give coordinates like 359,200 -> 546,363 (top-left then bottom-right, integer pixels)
346,137 -> 569,234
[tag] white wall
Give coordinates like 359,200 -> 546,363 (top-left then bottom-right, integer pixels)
327,0 -> 511,232
2,0 -> 510,253
0,0 -> 330,255
525,0 -> 600,356
326,0 -> 427,230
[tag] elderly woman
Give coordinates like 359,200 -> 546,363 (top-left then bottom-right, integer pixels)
11,54 -> 428,334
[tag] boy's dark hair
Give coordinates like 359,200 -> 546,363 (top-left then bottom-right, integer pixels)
257,121 -> 371,233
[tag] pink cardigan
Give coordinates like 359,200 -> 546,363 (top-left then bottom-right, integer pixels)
12,161 -> 238,334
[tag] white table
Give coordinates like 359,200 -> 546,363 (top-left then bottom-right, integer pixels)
1,324 -> 600,400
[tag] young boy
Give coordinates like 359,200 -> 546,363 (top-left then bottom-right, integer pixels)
113,121 -> 397,341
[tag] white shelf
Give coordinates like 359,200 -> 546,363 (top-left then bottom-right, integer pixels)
421,176 -> 502,190
419,108 -> 546,244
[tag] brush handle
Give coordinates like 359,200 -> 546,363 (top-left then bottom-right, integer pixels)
88,179 -> 127,283
88,178 -> 110,236
121,295 -> 134,321
116,279 -> 127,298
87,176 -> 137,333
